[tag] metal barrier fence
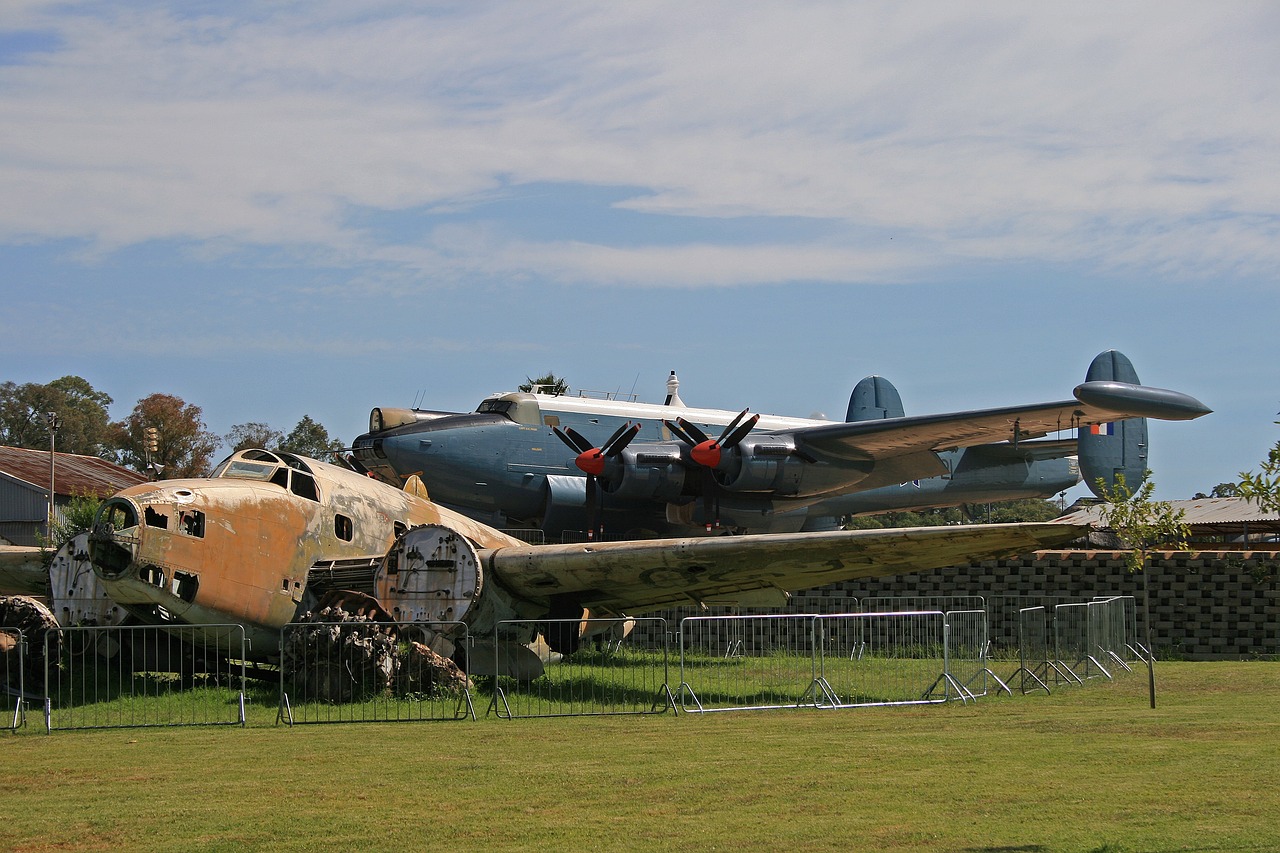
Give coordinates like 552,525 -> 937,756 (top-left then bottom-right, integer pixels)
861,596 -> 985,615
3,627 -> 24,731
817,611 -> 957,708
489,617 -> 673,718
945,609 -> 1008,699
1054,603 -> 1111,681
42,624 -> 247,731
278,620 -> 475,725
679,614 -> 825,712
1094,595 -> 1142,664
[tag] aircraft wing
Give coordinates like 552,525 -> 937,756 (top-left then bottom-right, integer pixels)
0,545 -> 47,597
786,381 -> 1211,464
486,521 -> 1088,614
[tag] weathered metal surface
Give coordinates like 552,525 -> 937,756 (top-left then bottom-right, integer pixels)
485,521 -> 1091,616
48,533 -> 128,627
87,449 -> 524,656
0,545 -> 46,596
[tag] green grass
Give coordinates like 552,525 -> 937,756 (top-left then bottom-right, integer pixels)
2,661 -> 1277,852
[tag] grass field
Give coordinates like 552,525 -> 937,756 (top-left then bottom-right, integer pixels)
3,661 -> 1277,852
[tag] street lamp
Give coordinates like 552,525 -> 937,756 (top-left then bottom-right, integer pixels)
46,411 -> 61,539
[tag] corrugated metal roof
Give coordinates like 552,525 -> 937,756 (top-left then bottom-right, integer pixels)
1059,496 -> 1280,527
0,445 -> 147,498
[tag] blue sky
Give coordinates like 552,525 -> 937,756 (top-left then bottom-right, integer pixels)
1,2 -> 1276,501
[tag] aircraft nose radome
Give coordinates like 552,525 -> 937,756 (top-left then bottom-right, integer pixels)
1073,381 -> 1212,421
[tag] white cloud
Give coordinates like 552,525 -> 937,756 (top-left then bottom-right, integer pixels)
1,1 -> 1278,286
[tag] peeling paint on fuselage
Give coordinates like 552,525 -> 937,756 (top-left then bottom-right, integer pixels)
91,450 -> 523,653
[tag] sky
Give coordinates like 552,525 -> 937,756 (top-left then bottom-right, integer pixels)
1,1 -> 1277,502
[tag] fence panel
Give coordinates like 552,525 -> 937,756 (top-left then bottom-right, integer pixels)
490,617 -> 672,719
678,614 -> 823,713
946,610 -> 1006,698
1054,603 -> 1111,682
278,620 -> 475,725
1007,607 -> 1055,693
817,611 -> 955,707
43,624 -> 247,731
3,627 -> 24,731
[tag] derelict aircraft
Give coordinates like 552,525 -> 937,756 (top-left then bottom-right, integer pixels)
351,351 -> 1210,540
3,447 -> 1095,678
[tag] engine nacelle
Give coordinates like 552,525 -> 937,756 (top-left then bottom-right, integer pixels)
375,524 -> 481,628
603,445 -> 688,501
717,436 -> 808,494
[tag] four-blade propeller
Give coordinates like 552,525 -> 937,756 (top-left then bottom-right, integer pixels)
552,422 -> 641,539
663,409 -> 760,530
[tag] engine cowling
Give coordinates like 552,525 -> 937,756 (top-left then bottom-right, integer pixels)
602,445 -> 688,501
716,436 -> 808,494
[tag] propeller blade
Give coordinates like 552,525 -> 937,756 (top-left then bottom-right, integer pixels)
585,474 -> 598,540
720,412 -> 759,450
701,468 -> 718,531
553,426 -> 594,455
603,422 -> 641,457
663,419 -> 696,446
676,417 -> 710,444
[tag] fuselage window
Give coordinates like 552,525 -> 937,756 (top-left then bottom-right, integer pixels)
335,514 -> 353,541
270,467 -> 290,489
290,471 -> 319,502
180,510 -> 205,538
144,507 -> 168,529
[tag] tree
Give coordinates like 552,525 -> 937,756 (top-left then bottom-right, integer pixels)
1237,416 -> 1280,513
1094,471 -> 1189,709
1191,482 -> 1241,500
225,422 -> 284,453
39,491 -> 103,567
519,373 -> 569,395
0,376 -> 115,457
113,393 -> 220,478
278,415 -> 345,462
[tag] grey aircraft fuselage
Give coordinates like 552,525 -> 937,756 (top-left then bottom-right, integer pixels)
353,392 -> 1083,539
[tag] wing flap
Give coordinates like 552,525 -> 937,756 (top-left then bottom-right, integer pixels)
486,522 -> 1088,614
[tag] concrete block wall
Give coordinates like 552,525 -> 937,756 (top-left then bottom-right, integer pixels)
805,550 -> 1279,660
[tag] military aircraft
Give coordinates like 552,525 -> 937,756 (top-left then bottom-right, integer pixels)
2,447 -> 1091,679
351,351 -> 1210,540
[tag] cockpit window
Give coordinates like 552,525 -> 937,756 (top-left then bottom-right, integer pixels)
220,460 -> 278,481
477,400 -> 514,416
211,449 -> 319,500
277,452 -> 314,474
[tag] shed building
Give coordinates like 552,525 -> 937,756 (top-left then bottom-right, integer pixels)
0,445 -> 147,546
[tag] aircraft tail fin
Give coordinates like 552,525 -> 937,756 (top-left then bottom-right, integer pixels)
846,376 -> 905,422
1079,350 -> 1149,497
403,474 -> 431,501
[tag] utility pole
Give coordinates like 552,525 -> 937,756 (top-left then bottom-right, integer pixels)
46,411 -> 61,539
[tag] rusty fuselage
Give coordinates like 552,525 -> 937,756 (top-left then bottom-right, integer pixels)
87,449 -> 523,653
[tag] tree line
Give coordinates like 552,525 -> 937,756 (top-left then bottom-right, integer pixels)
0,375 -> 345,478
